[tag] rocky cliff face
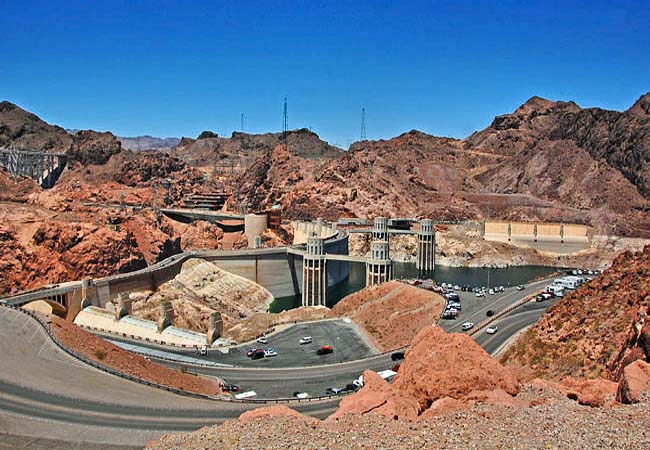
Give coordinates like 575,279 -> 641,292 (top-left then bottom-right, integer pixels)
502,245 -> 650,381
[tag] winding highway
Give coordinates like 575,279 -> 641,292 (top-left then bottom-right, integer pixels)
0,275 -> 561,448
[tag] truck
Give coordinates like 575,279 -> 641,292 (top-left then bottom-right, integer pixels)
545,285 -> 564,297
553,277 -> 578,289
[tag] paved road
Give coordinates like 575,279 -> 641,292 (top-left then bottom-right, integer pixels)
0,275 -> 562,448
0,307 -> 340,448
108,319 -> 378,368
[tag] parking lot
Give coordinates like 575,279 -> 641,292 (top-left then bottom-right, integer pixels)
203,319 -> 379,368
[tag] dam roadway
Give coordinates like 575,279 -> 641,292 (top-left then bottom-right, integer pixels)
0,277 -> 558,448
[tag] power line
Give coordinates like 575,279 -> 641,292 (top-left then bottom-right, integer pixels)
360,107 -> 367,141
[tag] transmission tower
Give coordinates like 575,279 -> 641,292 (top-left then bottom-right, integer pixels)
360,107 -> 367,141
241,113 -> 244,131
282,97 -> 288,142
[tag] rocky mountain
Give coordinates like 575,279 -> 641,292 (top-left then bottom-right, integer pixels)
502,244 -> 650,381
229,94 -> 650,236
117,135 -> 180,151
0,101 -> 72,152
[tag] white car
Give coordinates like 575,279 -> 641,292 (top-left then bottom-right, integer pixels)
198,346 -> 208,356
256,337 -> 268,345
264,348 -> 278,357
486,325 -> 498,334
294,392 -> 310,399
476,291 -> 485,297
461,322 -> 474,331
488,289 -> 495,295
299,336 -> 312,345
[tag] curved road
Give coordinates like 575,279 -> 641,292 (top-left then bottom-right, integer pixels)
0,276 -> 560,448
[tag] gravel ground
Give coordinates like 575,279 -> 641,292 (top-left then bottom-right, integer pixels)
147,391 -> 650,450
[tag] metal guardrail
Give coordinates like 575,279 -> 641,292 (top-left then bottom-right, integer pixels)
0,304 -> 351,404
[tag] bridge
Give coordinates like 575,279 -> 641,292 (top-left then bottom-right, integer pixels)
0,147 -> 67,188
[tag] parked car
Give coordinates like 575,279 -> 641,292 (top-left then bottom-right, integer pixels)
325,387 -> 344,395
299,336 -> 312,345
516,285 -> 525,291
246,348 -> 259,357
476,291 -> 486,297
391,351 -> 405,361
461,322 -> 474,331
391,363 -> 401,372
256,337 -> 268,345
488,288 -> 495,295
442,311 -> 458,320
536,294 -> 546,302
317,345 -> 333,355
498,285 -> 505,292
486,325 -> 498,334
198,346 -> 208,356
264,348 -> 278,357
293,392 -> 310,399
222,384 -> 241,393
251,349 -> 265,360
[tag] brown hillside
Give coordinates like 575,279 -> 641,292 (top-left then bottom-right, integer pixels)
501,245 -> 650,380
333,281 -> 445,351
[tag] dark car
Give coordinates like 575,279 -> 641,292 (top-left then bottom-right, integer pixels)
392,363 -> 401,372
316,345 -> 333,355
251,348 -> 265,360
391,351 -> 405,361
222,384 -> 241,393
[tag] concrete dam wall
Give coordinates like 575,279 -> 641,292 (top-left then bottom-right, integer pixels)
1,227 -> 351,313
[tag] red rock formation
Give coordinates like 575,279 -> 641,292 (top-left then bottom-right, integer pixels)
616,360 -> 650,404
239,405 -> 316,423
330,325 -> 520,421
502,245 -> 650,381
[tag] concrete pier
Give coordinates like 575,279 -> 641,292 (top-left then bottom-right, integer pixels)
416,219 -> 435,271
302,236 -> 327,307
207,312 -> 224,345
366,240 -> 391,286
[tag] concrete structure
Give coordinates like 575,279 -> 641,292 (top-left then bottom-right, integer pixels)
0,147 -> 67,188
244,213 -> 268,248
157,300 -> 174,332
372,217 -> 388,242
416,219 -> 435,271
207,312 -> 224,345
366,240 -> 391,286
114,292 -> 132,321
484,220 -> 591,245
302,236 -> 327,306
292,218 -> 338,244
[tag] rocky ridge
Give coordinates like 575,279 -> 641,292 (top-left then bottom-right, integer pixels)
501,245 -> 650,381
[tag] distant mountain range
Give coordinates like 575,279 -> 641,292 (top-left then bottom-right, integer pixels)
116,135 -> 181,151
65,129 -> 180,151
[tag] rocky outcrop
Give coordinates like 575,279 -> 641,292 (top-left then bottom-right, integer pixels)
616,360 -> 650,404
330,325 -> 520,421
332,281 -> 445,351
502,245 -> 650,381
130,259 -> 273,333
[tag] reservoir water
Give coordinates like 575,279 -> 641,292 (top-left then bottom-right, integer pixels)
270,262 -> 556,312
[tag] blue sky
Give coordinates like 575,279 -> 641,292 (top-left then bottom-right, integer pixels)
1,0 -> 648,148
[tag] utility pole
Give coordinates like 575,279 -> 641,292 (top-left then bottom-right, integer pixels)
360,107 -> 367,141
241,113 -> 245,132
